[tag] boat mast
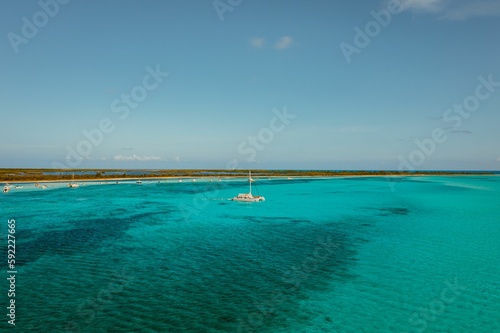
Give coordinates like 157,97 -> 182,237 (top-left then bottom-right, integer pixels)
249,171 -> 252,194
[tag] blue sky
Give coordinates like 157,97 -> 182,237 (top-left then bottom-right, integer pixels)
1,0 -> 499,170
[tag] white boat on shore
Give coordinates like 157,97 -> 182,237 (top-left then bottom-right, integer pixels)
231,171 -> 265,202
68,173 -> 79,188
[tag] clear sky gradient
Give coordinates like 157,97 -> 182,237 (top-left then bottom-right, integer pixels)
1,0 -> 499,170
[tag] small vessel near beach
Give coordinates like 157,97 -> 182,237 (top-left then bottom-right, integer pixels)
68,173 -> 79,188
231,171 -> 265,202
3,186 -> 10,193
136,180 -> 142,184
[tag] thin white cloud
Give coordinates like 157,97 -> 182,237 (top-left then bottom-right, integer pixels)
249,37 -> 265,48
399,0 -> 500,20
274,36 -> 293,50
172,156 -> 180,162
332,126 -> 375,133
399,0 -> 445,13
113,155 -> 164,162
443,1 -> 500,20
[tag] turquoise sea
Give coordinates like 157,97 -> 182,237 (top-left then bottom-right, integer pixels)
1,176 -> 499,332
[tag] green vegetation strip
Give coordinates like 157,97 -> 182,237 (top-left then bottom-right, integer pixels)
0,169 -> 494,182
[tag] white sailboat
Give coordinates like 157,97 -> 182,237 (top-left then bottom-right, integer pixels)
68,173 -> 79,188
231,171 -> 265,202
3,186 -> 9,193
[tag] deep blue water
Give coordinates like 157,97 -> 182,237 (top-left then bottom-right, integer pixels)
1,176 -> 499,332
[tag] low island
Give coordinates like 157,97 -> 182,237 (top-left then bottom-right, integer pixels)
0,168 -> 494,183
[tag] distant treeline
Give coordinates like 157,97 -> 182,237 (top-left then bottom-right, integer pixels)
0,169 -> 494,182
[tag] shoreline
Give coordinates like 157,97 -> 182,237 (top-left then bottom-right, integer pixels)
2,173 -> 497,185
1,168 -> 497,184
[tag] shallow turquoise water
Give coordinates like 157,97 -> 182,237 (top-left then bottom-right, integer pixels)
1,176 -> 499,332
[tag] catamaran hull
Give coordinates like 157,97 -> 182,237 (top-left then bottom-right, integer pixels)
231,196 -> 265,202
